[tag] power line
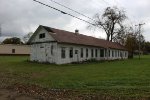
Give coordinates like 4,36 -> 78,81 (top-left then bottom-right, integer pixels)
33,0 -> 95,25
49,0 -> 95,21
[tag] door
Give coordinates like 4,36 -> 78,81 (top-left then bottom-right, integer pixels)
45,44 -> 54,63
74,50 -> 79,62
45,44 -> 49,62
39,45 -> 46,62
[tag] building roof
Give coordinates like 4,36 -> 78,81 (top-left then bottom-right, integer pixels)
31,25 -> 127,50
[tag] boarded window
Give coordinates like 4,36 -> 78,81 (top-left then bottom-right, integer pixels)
86,48 -> 88,58
69,47 -> 73,58
81,48 -> 83,58
39,33 -> 45,39
12,49 -> 15,53
100,49 -> 104,57
61,47 -> 66,58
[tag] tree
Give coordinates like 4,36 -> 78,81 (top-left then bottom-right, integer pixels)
144,42 -> 150,54
125,33 -> 137,58
113,25 -> 127,45
89,6 -> 127,41
124,25 -> 145,58
23,32 -> 33,43
2,37 -> 23,44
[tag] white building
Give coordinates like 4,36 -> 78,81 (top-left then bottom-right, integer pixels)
28,25 -> 128,64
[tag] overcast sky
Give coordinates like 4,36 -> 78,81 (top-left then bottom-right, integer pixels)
0,0 -> 150,42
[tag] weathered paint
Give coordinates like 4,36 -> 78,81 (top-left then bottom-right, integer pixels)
30,26 -> 55,43
30,27 -> 128,64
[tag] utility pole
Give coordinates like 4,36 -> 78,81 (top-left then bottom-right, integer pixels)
135,23 -> 145,60
0,24 -> 1,37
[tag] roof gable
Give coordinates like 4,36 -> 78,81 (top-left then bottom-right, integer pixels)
28,25 -> 55,43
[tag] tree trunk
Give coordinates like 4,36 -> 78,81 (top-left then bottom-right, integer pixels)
107,35 -> 110,41
110,23 -> 115,42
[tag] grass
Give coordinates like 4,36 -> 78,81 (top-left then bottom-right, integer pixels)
0,55 -> 150,97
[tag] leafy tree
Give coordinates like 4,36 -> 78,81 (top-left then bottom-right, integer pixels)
2,37 -> 23,44
124,25 -> 145,58
125,33 -> 137,58
144,42 -> 150,54
89,6 -> 127,41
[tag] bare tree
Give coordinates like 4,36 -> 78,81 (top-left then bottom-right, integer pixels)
23,32 -> 33,44
89,6 -> 127,41
113,25 -> 127,45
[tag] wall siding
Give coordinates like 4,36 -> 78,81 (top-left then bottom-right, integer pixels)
31,27 -> 55,43
55,44 -> 128,64
31,43 -> 128,64
30,28 -> 128,64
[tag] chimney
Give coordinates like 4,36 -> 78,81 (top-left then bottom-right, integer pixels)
75,29 -> 79,34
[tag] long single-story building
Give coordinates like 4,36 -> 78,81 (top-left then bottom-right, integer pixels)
0,44 -> 30,55
28,25 -> 128,64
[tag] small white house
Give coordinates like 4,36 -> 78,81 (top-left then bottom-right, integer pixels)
28,25 -> 128,64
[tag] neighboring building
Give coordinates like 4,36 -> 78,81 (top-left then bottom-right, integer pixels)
28,25 -> 128,64
0,44 -> 30,55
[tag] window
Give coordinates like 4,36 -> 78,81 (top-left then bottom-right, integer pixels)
51,45 -> 53,55
115,51 -> 117,57
39,33 -> 45,39
61,47 -> 66,58
91,49 -> 94,57
12,49 -> 15,53
112,50 -> 114,57
125,52 -> 127,57
104,49 -> 108,57
95,49 -> 98,57
100,49 -> 104,57
86,48 -> 88,58
120,52 -> 122,57
69,47 -> 73,58
75,50 -> 78,54
81,48 -> 83,58
109,50 -> 110,57
118,51 -> 120,57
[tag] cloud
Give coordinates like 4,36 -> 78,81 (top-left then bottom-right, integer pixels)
0,0 -> 150,41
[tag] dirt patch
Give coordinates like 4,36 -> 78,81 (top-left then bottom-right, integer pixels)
0,88 -> 37,100
0,83 -> 150,100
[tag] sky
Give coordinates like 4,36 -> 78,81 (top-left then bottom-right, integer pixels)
0,0 -> 150,42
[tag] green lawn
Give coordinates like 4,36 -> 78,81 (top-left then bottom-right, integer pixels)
0,55 -> 150,97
